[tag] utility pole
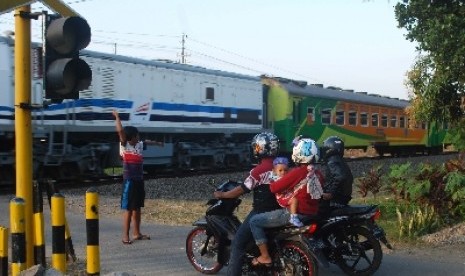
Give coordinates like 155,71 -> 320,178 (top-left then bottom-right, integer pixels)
180,33 -> 187,64
0,1 -> 84,271
15,5 -> 34,267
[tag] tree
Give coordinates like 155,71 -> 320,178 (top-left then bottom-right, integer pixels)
395,0 -> 465,124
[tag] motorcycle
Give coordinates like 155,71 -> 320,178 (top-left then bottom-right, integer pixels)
305,204 -> 393,276
185,180 -> 319,275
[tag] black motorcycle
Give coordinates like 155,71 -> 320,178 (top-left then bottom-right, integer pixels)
185,180 -> 319,275
305,204 -> 393,276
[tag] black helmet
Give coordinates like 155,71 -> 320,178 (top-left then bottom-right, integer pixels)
321,136 -> 344,160
251,132 -> 279,158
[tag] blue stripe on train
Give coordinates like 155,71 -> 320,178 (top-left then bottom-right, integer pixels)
30,112 -> 261,125
44,99 -> 133,111
0,99 -> 262,124
152,102 -> 260,114
1,100 -> 260,114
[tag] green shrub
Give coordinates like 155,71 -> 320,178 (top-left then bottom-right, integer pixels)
359,157 -> 465,241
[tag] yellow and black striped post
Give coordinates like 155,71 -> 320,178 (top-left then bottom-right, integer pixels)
0,226 -> 8,276
86,188 -> 100,275
51,193 -> 66,273
45,179 -> 76,262
32,180 -> 45,266
10,197 -> 26,276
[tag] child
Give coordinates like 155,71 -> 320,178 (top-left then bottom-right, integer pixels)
113,110 -> 163,244
272,157 -> 304,227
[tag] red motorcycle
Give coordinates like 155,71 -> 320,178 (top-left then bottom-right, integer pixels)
185,180 -> 319,275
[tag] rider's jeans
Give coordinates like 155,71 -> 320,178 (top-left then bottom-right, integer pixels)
249,208 -> 292,245
227,210 -> 258,276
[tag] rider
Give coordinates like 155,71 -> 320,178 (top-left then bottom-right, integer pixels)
213,132 -> 282,276
248,137 -> 324,267
319,136 -> 353,217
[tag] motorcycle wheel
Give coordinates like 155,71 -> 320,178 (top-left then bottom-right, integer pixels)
186,226 -> 223,274
273,241 -> 319,276
334,226 -> 382,276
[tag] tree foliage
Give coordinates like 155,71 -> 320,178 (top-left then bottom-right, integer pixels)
395,0 -> 465,123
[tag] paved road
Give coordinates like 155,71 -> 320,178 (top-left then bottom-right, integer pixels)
0,194 -> 464,275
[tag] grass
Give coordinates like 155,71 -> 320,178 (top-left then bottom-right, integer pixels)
141,195 -> 407,246
141,197 -> 254,226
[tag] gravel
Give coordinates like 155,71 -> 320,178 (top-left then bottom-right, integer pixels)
66,153 -> 460,200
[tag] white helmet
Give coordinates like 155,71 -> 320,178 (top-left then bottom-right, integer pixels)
292,138 -> 319,164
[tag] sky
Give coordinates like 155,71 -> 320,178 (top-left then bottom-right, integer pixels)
0,0 -> 418,100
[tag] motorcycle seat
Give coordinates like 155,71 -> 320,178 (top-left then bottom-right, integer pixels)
329,205 -> 377,217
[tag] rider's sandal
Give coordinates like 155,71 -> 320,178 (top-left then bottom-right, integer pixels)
251,257 -> 272,267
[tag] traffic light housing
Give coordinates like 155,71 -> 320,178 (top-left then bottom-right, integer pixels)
44,15 -> 92,101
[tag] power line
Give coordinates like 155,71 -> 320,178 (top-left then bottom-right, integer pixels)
92,29 -> 179,39
0,5 -> 330,86
189,49 -> 266,75
187,35 -> 322,82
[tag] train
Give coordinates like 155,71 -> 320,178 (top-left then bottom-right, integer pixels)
0,35 -> 452,183
263,77 -> 451,156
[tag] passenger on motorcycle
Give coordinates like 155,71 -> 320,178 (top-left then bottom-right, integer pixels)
319,136 -> 353,217
248,137 -> 324,267
213,132 -> 282,276
271,157 -> 303,227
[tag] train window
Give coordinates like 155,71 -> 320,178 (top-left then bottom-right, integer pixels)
307,107 -> 315,122
321,108 -> 331,125
407,118 -> 416,129
390,115 -> 397,128
293,101 -> 302,124
371,113 -> 379,127
349,111 -> 357,126
360,112 -> 368,126
400,116 -> 406,128
381,114 -> 388,127
336,110 -> 345,125
205,87 -> 215,101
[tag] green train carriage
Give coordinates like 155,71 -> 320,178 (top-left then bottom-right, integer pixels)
263,77 -> 451,157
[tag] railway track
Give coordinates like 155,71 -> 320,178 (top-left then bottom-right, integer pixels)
0,151 -> 459,194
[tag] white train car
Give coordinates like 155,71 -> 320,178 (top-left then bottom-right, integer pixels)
0,36 -> 265,182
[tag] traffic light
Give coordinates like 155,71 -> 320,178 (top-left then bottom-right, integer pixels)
44,14 -> 92,101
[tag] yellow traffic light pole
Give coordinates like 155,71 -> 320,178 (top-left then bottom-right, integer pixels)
1,0 -> 83,270
14,5 -> 34,268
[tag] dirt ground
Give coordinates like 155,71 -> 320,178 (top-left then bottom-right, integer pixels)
64,194 -> 465,256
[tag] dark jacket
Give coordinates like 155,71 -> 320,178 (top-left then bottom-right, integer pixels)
323,155 -> 353,205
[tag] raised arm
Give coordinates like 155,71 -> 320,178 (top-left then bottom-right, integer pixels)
112,110 -> 126,144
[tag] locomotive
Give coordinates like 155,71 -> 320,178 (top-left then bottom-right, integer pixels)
0,35 -> 264,182
0,35 -> 451,183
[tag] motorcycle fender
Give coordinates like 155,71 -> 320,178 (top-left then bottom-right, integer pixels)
371,223 -> 393,249
192,217 -> 208,227
318,218 -> 351,236
301,236 -> 330,268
